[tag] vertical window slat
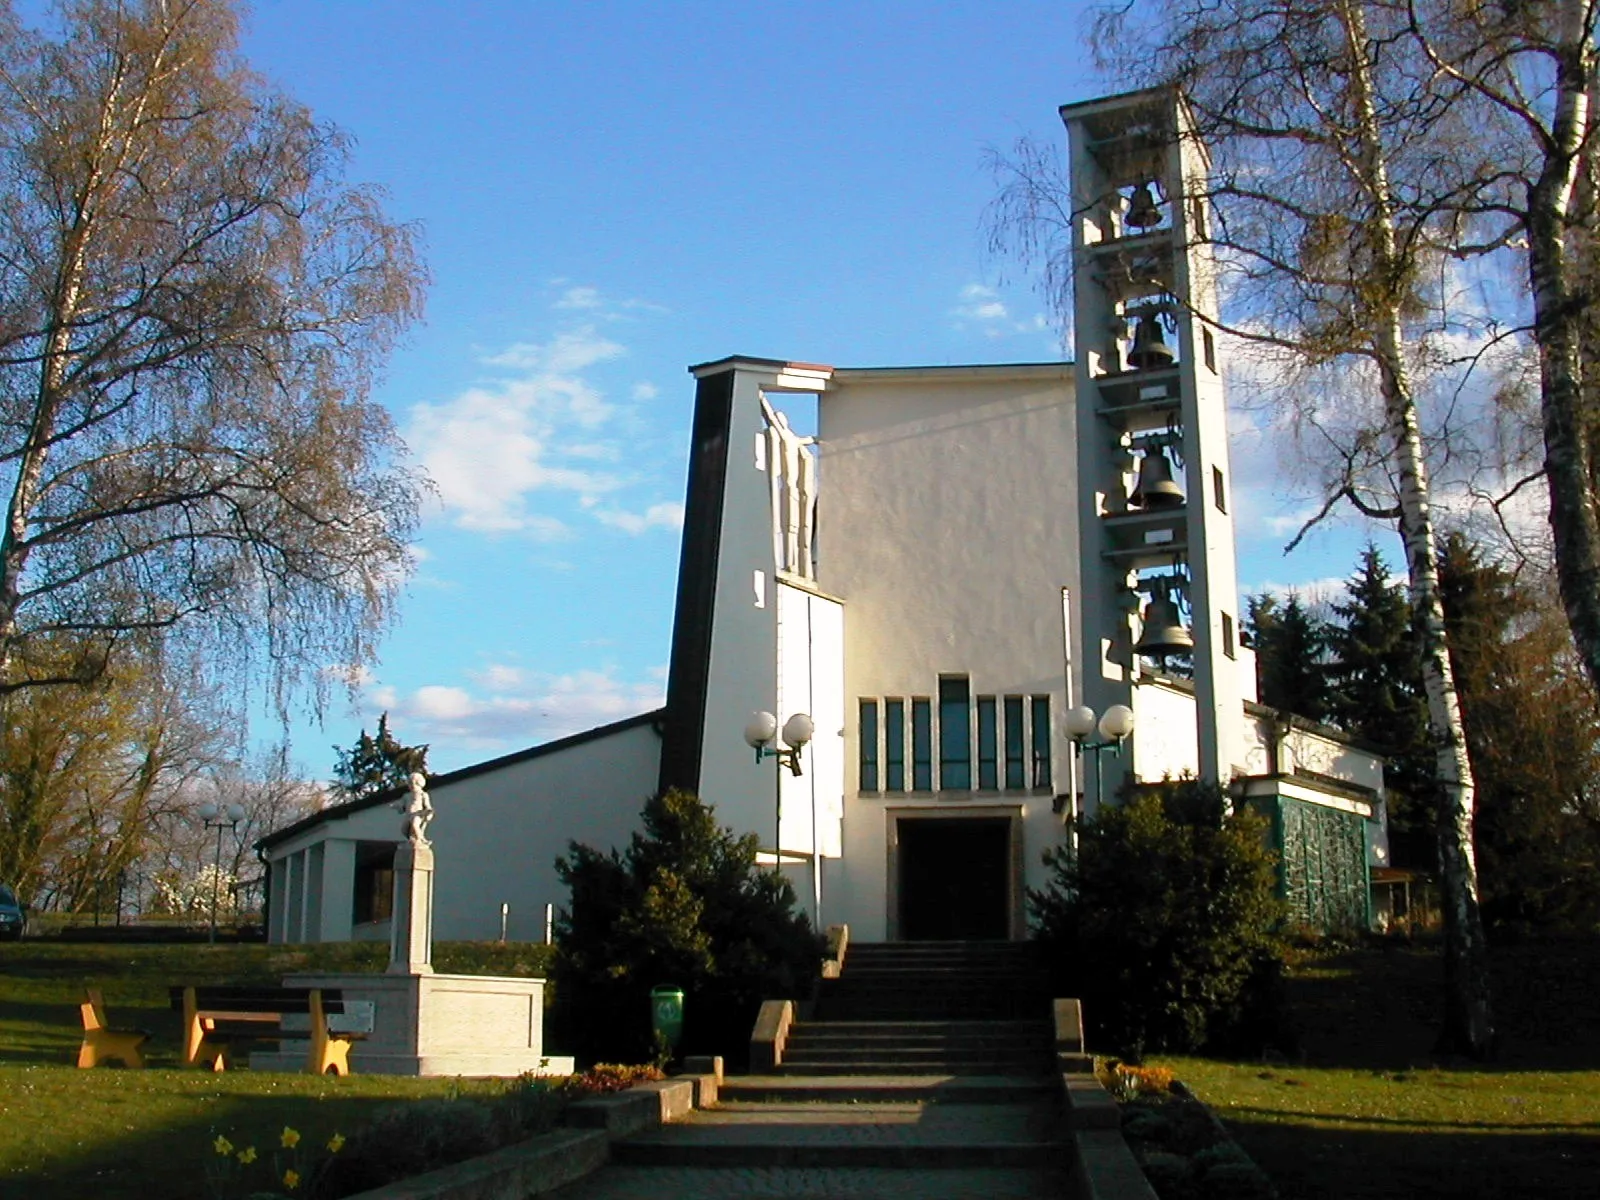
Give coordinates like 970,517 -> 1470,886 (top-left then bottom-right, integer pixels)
977,696 -> 998,790
1004,696 -> 1025,790
1031,695 -> 1052,789
911,698 -> 933,791
885,699 -> 905,791
859,699 -> 879,792
938,676 -> 972,790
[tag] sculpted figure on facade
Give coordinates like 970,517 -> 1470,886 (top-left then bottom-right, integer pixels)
763,404 -> 818,579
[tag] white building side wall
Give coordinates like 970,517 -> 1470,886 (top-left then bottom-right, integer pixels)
264,722 -> 661,943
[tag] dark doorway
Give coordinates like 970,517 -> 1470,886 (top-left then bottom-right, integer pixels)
897,817 -> 1011,940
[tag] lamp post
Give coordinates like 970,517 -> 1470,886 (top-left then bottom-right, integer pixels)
196,801 -> 245,944
743,708 -> 814,854
1064,704 -> 1136,812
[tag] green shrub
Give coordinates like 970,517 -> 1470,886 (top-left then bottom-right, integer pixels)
552,788 -> 821,1065
1031,779 -> 1288,1056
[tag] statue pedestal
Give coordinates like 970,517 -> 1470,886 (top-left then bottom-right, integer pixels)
388,842 -> 434,976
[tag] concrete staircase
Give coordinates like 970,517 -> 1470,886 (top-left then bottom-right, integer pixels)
781,940 -> 1053,1076
560,941 -> 1068,1198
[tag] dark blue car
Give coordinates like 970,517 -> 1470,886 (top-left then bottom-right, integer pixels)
0,884 -> 24,940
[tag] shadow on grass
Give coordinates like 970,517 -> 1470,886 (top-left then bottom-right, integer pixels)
1284,934 -> 1600,1072
1221,1116 -> 1600,1200
1,1068 -> 485,1200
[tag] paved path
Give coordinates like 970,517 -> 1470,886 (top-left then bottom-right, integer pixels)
548,1083 -> 1068,1199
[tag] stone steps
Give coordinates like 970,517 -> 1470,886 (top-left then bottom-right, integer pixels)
718,1074 -> 1058,1105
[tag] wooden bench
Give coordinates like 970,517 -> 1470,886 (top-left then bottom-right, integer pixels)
169,985 -> 364,1075
77,987 -> 149,1068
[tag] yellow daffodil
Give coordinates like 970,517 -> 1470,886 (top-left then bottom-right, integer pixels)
326,1132 -> 346,1153
212,1135 -> 233,1156
280,1126 -> 301,1149
237,1147 -> 257,1165
283,1168 -> 300,1190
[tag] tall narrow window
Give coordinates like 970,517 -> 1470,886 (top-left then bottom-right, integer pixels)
1004,696 -> 1026,790
1212,465 -> 1227,513
977,696 -> 998,790
911,698 -> 933,791
1221,613 -> 1236,659
885,699 -> 905,791
1031,695 -> 1052,789
938,676 -> 972,790
859,700 -> 879,792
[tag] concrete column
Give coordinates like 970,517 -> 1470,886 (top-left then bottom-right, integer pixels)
267,857 -> 288,944
319,839 -> 357,942
284,850 -> 305,944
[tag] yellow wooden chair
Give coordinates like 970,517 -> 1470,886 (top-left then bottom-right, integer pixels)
77,987 -> 148,1069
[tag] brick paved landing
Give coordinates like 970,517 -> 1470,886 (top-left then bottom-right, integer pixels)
547,1164 -> 1066,1198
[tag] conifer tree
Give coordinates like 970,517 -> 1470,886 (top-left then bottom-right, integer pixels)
1325,546 -> 1435,867
330,714 -> 428,802
1247,591 -> 1331,722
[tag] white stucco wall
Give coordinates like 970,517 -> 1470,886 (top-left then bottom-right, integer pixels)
263,717 -> 662,944
816,364 -> 1080,939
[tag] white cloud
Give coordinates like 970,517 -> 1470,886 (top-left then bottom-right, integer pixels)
368,665 -> 666,750
596,501 -> 685,535
482,327 -> 625,374
555,286 -> 602,310
951,282 -> 1053,340
632,382 -> 660,401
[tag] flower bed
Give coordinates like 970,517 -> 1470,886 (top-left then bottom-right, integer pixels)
202,1064 -> 664,1199
1097,1059 -> 1278,1200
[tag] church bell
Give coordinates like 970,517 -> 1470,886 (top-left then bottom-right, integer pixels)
1125,182 -> 1161,230
1129,446 -> 1185,510
1127,315 -> 1175,370
1136,593 -> 1195,658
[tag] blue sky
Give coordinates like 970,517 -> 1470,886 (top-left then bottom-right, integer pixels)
227,2 -> 1393,776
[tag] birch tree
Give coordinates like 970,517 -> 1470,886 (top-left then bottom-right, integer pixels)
0,0 -> 426,705
1394,1 -> 1600,704
992,0 -> 1497,1053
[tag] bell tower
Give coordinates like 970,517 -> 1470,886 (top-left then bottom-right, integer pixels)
1062,88 -> 1246,801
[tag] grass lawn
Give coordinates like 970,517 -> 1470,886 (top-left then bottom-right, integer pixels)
0,939 -> 557,1200
1153,935 -> 1600,1200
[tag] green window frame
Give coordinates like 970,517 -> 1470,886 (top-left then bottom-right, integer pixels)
977,696 -> 998,790
1004,696 -> 1026,789
1031,695 -> 1052,789
885,699 -> 905,791
938,677 -> 972,790
911,698 -> 933,791
859,699 -> 879,792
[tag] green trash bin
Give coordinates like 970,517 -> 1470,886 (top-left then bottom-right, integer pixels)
650,985 -> 685,1054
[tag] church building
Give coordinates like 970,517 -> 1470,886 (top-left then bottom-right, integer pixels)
259,89 -> 1388,946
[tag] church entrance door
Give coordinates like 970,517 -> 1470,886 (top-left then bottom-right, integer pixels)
895,816 -> 1013,940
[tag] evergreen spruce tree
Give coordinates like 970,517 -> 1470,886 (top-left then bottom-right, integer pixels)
1325,546 -> 1435,868
1247,591 -> 1330,722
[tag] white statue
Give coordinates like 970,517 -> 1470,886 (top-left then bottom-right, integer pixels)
397,771 -> 434,847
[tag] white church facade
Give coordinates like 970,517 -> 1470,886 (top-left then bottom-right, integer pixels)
260,89 -> 1389,946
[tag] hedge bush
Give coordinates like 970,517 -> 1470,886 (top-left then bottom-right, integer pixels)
551,788 -> 820,1065
1031,779 -> 1288,1056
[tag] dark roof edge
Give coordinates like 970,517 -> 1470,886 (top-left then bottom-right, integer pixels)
257,708 -> 667,852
